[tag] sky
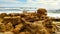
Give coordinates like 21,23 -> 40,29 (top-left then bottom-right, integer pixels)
0,0 -> 60,10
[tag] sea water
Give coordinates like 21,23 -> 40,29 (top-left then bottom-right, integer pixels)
0,7 -> 60,18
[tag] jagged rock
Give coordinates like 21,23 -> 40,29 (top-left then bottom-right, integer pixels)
19,32 -> 25,34
12,23 -> 23,34
37,8 -> 47,15
5,22 -> 14,31
0,8 -> 56,34
4,31 -> 14,34
0,13 -> 7,18
0,23 -> 6,32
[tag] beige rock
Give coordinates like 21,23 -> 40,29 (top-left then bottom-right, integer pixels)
4,31 -> 14,34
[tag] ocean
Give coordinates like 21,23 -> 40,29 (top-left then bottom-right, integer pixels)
0,11 -> 60,18
0,7 -> 60,18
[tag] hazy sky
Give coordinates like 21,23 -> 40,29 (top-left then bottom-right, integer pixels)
0,0 -> 60,9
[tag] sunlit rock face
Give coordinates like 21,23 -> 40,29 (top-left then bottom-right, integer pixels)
0,32 -> 14,34
0,8 -> 56,34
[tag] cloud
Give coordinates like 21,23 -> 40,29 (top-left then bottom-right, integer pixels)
0,0 -> 21,4
0,0 -> 16,2
0,0 -> 60,9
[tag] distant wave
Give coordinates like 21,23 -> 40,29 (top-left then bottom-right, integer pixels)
0,7 -> 60,18
47,13 -> 60,18
0,11 -> 60,18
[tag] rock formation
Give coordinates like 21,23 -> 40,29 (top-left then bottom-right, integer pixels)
0,8 -> 56,34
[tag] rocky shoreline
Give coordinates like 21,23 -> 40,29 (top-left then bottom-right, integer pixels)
0,8 -> 56,34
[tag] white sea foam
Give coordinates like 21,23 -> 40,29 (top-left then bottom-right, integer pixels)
47,13 -> 60,18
